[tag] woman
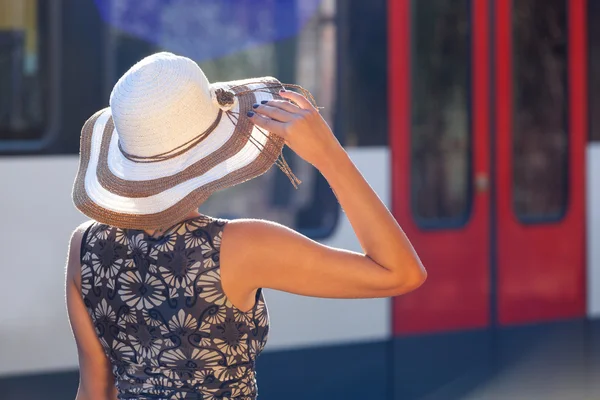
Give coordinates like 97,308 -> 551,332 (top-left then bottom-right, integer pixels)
65,52 -> 426,400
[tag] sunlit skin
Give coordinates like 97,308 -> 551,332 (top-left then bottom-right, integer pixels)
65,89 -> 427,400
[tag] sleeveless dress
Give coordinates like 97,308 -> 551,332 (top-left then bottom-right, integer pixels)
80,216 -> 269,400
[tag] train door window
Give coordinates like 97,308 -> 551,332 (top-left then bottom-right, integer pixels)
590,0 -> 600,142
0,0 -> 47,140
410,0 -> 472,226
103,0 -> 338,238
512,0 -> 568,221
336,0 -> 388,147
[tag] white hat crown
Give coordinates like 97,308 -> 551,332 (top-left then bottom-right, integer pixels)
109,52 -> 220,158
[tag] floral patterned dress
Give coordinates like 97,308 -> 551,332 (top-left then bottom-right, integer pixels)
80,216 -> 269,400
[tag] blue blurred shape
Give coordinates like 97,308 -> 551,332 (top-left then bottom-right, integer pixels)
93,0 -> 322,61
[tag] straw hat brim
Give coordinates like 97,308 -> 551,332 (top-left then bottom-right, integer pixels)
72,77 -> 285,229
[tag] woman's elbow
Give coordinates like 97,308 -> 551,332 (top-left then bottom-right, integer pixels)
388,262 -> 427,296
409,267 -> 427,290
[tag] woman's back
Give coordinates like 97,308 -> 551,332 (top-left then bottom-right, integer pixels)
80,216 -> 268,399
66,52 -> 426,399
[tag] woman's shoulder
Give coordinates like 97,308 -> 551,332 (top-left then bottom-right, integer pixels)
66,220 -> 97,283
224,217 -> 292,236
68,220 -> 107,260
222,218 -> 306,256
70,220 -> 97,245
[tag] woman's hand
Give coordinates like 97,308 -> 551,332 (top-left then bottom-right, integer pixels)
247,90 -> 343,171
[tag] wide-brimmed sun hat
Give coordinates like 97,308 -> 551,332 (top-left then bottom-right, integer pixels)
72,52 -> 311,229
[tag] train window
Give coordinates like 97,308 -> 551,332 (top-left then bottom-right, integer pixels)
336,0 -> 388,147
512,0 -> 568,220
104,0 -> 339,238
410,0 -> 472,226
590,0 -> 600,142
0,0 -> 47,140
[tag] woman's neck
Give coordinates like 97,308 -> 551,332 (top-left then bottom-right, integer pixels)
143,210 -> 203,237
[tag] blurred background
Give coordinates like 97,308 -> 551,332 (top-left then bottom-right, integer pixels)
0,0 -> 599,399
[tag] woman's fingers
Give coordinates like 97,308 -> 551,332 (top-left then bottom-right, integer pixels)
260,99 -> 301,114
247,90 -> 316,143
247,111 -> 288,139
279,90 -> 314,111
253,103 -> 296,122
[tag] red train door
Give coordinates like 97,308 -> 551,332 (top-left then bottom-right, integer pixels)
390,0 -> 587,334
389,0 -> 491,334
494,0 -> 587,325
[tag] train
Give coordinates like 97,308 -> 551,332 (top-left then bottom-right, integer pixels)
1,0 -> 599,399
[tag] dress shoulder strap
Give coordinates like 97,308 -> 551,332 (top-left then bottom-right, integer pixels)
79,221 -> 96,264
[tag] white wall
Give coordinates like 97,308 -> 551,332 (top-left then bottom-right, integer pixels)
0,156 -> 89,376
0,148 -> 391,376
588,143 -> 600,318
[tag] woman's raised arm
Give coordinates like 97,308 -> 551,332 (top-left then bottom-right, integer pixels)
220,90 -> 426,307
